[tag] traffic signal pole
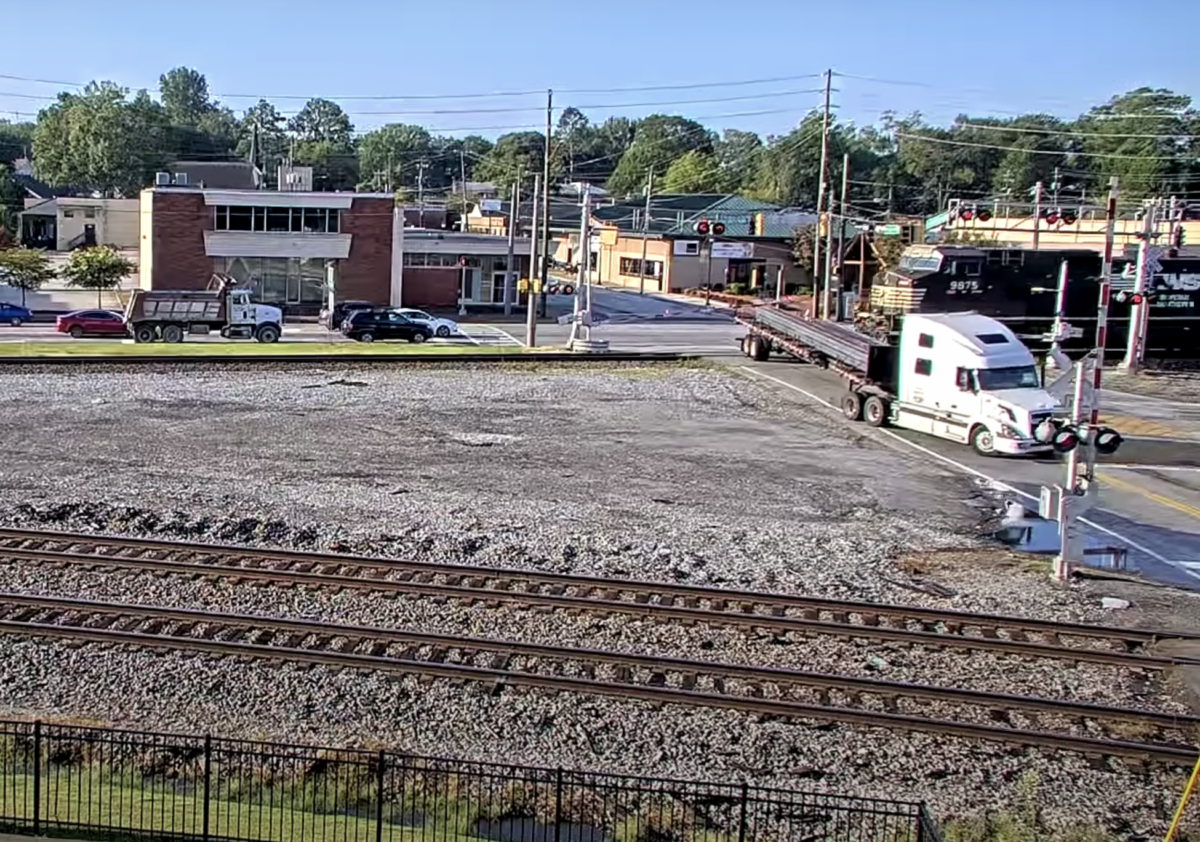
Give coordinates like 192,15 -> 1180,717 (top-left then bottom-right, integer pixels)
814,69 -> 832,319
1031,181 -> 1044,251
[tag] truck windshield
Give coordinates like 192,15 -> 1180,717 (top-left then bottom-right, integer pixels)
976,365 -> 1039,390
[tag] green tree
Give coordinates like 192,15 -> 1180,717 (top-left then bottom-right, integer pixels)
607,115 -> 714,196
158,67 -> 214,126
288,98 -> 354,146
358,124 -> 434,192
32,82 -> 169,195
0,246 -> 56,307
1075,88 -> 1196,200
60,245 -> 136,308
662,150 -> 723,193
474,131 -> 547,192
236,100 -> 289,186
713,129 -> 763,193
0,120 -> 34,165
791,225 -> 817,274
0,163 -> 24,237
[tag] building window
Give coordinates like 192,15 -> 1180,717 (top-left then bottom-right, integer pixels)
213,206 -> 341,234
84,207 -> 96,219
914,358 -> 933,376
62,210 -> 74,218
619,257 -> 663,278
215,256 -> 328,306
918,333 -> 934,349
404,253 -> 428,267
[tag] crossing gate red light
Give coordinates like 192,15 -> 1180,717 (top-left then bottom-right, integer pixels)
1051,427 -> 1080,453
959,208 -> 974,222
977,208 -> 992,222
1044,209 -> 1060,225
1092,427 -> 1123,455
712,221 -> 725,236
1060,208 -> 1078,225
695,219 -> 710,235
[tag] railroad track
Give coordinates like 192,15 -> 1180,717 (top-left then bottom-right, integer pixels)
2,528 -> 1199,670
1,592 -> 1196,765
0,352 -> 693,367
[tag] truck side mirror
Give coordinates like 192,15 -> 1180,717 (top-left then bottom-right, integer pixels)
956,368 -> 973,392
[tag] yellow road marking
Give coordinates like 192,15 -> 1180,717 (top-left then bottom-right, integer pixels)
1098,471 -> 1200,522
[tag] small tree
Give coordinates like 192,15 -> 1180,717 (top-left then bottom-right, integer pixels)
791,225 -> 817,276
60,246 -> 135,308
870,235 -> 908,271
0,246 -> 57,307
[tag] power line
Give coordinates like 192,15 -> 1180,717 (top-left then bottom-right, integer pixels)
894,131 -> 1196,161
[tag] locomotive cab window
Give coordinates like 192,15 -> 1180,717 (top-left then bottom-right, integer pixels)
953,261 -> 982,277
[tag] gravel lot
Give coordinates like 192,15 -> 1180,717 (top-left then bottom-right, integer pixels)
0,362 -> 1196,836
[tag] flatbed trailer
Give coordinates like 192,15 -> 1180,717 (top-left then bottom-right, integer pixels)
734,305 -> 1065,456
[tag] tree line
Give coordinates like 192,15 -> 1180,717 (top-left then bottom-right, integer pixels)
2,66 -> 1199,237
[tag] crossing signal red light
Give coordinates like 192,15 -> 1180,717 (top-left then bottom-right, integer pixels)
1092,427 -> 1123,455
712,221 -> 725,236
977,208 -> 992,222
1045,209 -> 1060,225
1051,427 -> 1080,454
959,208 -> 974,222
1060,208 -> 1077,225
457,256 -> 467,266
695,219 -> 709,235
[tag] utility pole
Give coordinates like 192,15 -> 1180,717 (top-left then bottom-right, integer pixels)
539,89 -> 553,319
503,172 -> 519,316
638,167 -> 654,295
1051,166 -> 1061,207
417,161 -> 427,227
386,151 -> 394,195
570,189 -> 591,347
1090,177 -> 1119,429
459,150 -> 468,232
1031,181 -> 1044,250
526,173 -> 540,348
1120,201 -> 1159,372
826,152 -> 849,320
814,68 -> 833,319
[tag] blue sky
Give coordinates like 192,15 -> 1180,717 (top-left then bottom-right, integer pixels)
3,0 -> 1197,141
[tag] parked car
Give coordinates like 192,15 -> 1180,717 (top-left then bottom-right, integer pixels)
393,308 -> 459,338
319,300 -> 374,330
0,302 -> 32,326
342,309 -> 433,343
56,309 -> 129,339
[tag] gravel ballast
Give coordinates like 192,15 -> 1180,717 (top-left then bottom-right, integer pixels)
0,363 -> 1195,836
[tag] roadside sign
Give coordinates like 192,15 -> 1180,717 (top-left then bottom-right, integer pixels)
878,224 -> 902,236
711,242 -> 753,259
480,199 -> 502,213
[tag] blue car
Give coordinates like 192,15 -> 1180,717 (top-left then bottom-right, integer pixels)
0,302 -> 32,326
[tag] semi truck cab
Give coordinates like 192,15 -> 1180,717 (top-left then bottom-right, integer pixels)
895,313 -> 1057,455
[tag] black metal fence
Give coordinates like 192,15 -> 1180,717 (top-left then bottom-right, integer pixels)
0,719 -> 942,842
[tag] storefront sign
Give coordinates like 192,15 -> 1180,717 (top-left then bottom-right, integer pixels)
711,242 -> 754,259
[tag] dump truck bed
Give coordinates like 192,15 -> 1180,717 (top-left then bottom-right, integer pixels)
125,289 -> 225,323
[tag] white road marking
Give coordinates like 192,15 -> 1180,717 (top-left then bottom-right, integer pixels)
490,325 -> 526,347
737,365 -> 1190,575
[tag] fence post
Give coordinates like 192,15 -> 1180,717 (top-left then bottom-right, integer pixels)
737,781 -> 749,842
553,767 -> 564,842
201,735 -> 211,842
375,750 -> 386,842
32,720 -> 42,837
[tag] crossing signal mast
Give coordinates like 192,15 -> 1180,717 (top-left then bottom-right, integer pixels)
695,218 -> 725,307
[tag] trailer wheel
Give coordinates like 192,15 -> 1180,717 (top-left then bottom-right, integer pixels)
255,324 -> 281,344
970,425 -> 996,456
863,395 -> 889,427
161,324 -> 184,344
133,324 -> 156,344
841,392 -> 864,422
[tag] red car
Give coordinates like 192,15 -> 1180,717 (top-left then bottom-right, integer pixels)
56,310 -> 129,339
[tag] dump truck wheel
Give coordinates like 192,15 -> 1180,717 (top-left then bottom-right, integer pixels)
842,392 -> 864,422
256,324 -> 281,344
863,395 -> 889,427
133,325 -> 156,344
161,324 -> 184,344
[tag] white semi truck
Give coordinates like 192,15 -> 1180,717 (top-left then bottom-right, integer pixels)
125,275 -> 283,344
737,307 -> 1067,456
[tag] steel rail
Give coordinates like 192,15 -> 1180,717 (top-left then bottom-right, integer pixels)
0,352 -> 695,367
1,592 -> 1195,765
2,529 -> 1198,670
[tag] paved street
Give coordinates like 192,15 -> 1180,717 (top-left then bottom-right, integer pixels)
734,358 -> 1200,590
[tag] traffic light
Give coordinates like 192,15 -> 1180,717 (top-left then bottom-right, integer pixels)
1175,226 -> 1186,249
695,219 -> 709,235
712,221 -> 725,236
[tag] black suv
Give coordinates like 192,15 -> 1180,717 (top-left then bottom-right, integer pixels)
320,300 -> 374,330
342,309 -> 434,343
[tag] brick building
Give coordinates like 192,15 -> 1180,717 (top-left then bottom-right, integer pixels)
139,186 -> 526,313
